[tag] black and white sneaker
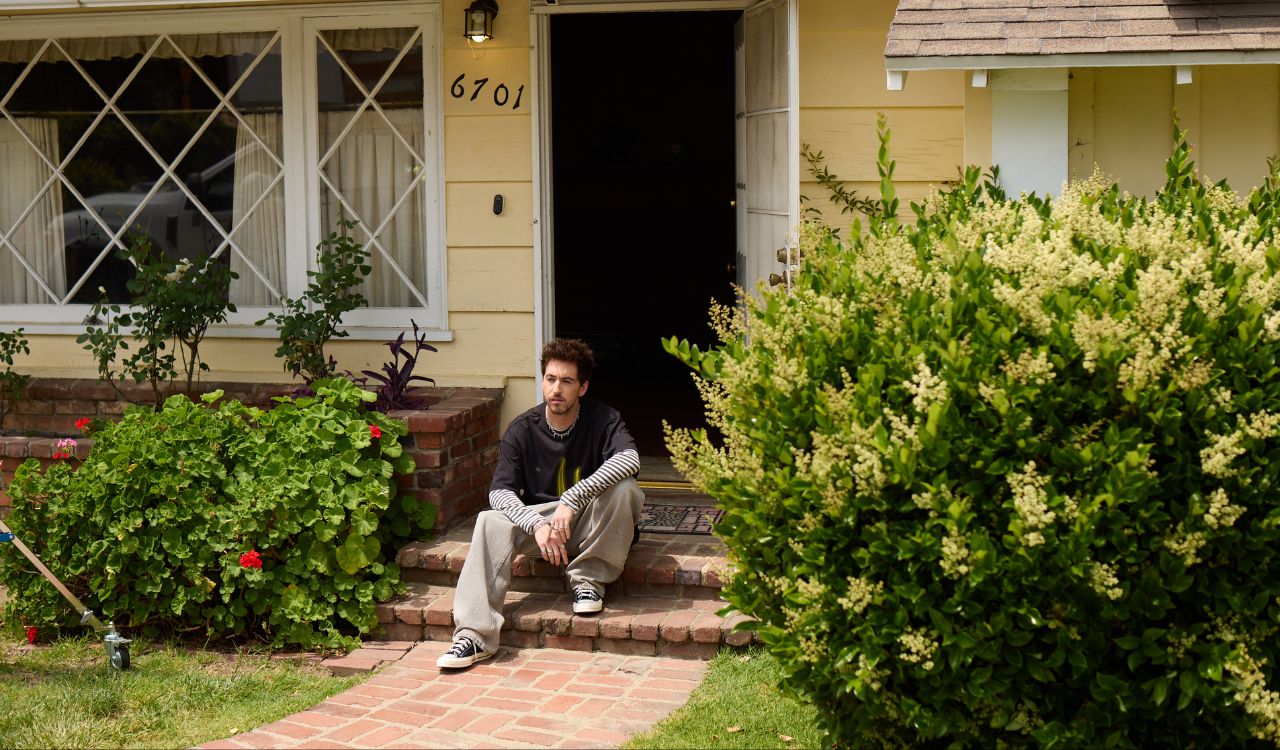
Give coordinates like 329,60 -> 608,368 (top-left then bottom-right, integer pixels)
572,585 -> 603,614
436,635 -> 493,669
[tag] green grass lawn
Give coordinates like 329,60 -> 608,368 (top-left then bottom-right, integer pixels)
0,635 -> 363,749
626,648 -> 824,750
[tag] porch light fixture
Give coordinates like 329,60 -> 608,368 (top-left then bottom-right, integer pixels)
465,0 -> 498,44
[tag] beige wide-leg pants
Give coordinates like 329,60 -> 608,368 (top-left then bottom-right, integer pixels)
452,478 -> 645,652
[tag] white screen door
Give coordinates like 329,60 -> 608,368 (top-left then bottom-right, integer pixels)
735,0 -> 798,293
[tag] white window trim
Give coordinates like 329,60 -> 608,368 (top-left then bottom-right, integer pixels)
0,1 -> 450,339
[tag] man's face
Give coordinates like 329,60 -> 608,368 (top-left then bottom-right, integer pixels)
542,359 -> 588,416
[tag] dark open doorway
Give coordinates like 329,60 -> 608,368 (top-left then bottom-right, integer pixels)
550,11 -> 738,462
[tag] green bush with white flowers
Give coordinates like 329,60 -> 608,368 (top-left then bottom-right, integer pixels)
667,122 -> 1280,748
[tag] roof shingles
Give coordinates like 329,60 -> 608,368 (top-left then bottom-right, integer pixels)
887,0 -> 1280,57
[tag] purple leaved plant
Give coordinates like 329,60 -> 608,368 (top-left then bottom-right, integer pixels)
356,319 -> 437,412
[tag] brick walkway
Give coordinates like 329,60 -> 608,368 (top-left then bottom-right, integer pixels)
200,642 -> 708,749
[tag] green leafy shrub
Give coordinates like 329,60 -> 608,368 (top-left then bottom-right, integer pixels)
0,378 -> 431,650
667,122 -> 1280,748
78,236 -> 237,408
0,326 -> 30,434
258,220 -> 371,384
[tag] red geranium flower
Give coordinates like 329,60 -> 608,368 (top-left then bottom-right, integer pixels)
25,626 -> 36,644
239,550 -> 263,569
370,424 -> 382,439
75,417 -> 91,431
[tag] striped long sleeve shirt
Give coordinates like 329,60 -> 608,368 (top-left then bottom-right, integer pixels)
486,400 -> 639,534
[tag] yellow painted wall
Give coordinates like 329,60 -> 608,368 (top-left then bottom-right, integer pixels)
439,0 -> 534,428
799,0 -> 968,233
1070,65 -> 1280,196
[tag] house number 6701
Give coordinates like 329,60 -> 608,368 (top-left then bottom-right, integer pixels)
450,74 -> 525,110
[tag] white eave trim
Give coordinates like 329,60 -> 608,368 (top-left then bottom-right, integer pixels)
530,0 -> 751,13
886,48 -> 1280,73
0,0 -> 398,14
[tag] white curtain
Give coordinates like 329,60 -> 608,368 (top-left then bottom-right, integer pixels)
230,112 -> 285,306
320,108 -> 426,308
0,118 -> 64,304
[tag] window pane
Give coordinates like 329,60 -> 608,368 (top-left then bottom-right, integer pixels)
316,27 -> 427,308
0,32 -> 283,305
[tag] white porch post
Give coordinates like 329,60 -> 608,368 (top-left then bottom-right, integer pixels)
990,68 -> 1068,196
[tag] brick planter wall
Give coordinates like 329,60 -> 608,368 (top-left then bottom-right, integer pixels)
0,378 -> 502,530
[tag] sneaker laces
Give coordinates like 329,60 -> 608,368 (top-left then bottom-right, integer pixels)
574,585 -> 600,600
446,636 -> 476,656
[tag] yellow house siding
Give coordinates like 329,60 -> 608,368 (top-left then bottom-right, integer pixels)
439,0 -> 534,421
1070,65 -> 1280,195
448,247 -> 534,312
799,0 -> 967,233
445,182 -> 533,247
1198,66 -> 1280,191
502,376 -> 536,432
1067,69 -> 1095,182
444,115 -> 532,183
965,82 -> 993,172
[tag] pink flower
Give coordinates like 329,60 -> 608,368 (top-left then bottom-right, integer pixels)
25,626 -> 36,644
75,417 -> 91,431
53,438 -> 77,461
370,425 -> 382,439
239,550 -> 263,569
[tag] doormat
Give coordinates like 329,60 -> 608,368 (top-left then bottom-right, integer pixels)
636,504 -> 724,535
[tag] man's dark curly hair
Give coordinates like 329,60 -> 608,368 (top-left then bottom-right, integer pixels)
540,338 -> 595,383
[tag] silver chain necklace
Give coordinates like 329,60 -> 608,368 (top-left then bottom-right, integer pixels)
546,404 -> 580,440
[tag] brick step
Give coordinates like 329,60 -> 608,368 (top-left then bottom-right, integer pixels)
395,523 -> 729,601
375,582 -> 757,660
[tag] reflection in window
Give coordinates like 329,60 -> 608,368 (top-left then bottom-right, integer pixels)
0,33 -> 284,305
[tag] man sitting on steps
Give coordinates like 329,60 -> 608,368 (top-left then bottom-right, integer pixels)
437,337 -> 644,669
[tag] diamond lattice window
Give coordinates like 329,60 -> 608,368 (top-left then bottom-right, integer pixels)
0,9 -> 442,324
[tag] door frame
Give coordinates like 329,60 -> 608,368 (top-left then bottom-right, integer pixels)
527,0 -> 792,391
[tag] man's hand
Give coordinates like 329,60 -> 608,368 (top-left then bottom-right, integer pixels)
534,522 -> 569,566
550,503 -> 575,539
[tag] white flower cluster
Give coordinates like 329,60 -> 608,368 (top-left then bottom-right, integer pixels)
906,355 -> 948,413
1164,523 -> 1206,567
1002,350 -> 1055,385
1226,643 -> 1280,743
1201,411 -> 1280,477
854,653 -> 888,693
1166,630 -> 1197,661
940,531 -> 970,578
1203,488 -> 1245,529
897,628 -> 938,670
837,576 -> 884,614
163,258 -> 193,282
1264,311 -> 1280,342
1008,461 -> 1055,547
1088,562 -> 1122,600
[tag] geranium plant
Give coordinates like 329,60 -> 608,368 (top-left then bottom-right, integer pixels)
0,378 -> 430,650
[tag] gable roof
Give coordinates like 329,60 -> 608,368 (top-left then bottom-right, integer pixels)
886,1 -> 1280,69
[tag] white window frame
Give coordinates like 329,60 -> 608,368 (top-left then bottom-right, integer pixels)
0,1 -> 450,340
